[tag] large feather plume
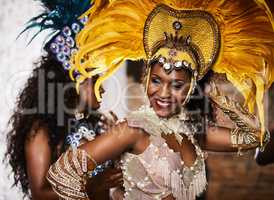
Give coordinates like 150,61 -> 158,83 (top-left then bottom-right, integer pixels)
72,0 -> 274,143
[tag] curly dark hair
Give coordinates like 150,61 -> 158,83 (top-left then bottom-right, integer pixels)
5,52 -> 78,198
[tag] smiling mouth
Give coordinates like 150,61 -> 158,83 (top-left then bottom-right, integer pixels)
155,99 -> 172,108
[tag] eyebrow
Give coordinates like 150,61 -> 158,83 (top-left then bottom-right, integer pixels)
151,73 -> 161,78
171,80 -> 185,83
151,74 -> 164,82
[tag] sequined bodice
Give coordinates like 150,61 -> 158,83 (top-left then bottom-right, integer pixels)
120,106 -> 207,200
121,135 -> 206,200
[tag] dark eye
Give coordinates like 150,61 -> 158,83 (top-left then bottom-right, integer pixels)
151,77 -> 161,84
171,81 -> 183,90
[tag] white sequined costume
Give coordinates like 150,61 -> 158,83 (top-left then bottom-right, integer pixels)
121,106 -> 207,200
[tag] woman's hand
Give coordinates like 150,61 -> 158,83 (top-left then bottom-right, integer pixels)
98,111 -> 119,133
86,167 -> 123,199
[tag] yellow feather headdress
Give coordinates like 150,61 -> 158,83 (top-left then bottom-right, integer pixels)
70,0 -> 274,144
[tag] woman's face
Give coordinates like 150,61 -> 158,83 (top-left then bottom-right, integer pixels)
79,76 -> 104,111
147,62 -> 191,118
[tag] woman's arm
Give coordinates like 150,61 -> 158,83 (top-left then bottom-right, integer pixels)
25,126 -> 60,200
47,121 -> 142,200
79,121 -> 140,163
198,125 -> 259,152
198,75 -> 267,152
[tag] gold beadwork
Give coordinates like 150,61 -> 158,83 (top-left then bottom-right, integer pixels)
143,4 -> 220,80
47,149 -> 97,200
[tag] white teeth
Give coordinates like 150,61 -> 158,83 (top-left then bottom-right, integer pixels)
156,100 -> 171,108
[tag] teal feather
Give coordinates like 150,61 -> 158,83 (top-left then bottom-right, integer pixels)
19,0 -> 93,44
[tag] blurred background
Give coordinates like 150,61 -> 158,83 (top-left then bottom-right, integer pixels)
0,0 -> 274,199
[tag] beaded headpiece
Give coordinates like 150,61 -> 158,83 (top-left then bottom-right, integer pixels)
19,0 -> 92,80
144,5 -> 220,77
143,4 -> 220,105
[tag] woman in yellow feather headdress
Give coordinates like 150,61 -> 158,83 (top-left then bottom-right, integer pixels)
47,0 -> 274,199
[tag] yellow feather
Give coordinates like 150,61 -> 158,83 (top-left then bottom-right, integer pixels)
254,0 -> 274,30
71,0 -> 274,144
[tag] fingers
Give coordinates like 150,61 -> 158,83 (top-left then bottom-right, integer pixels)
109,110 -> 118,122
114,178 -> 124,187
98,115 -> 109,133
108,172 -> 123,182
105,168 -> 123,180
97,111 -> 119,134
103,170 -> 123,188
100,114 -> 107,122
107,175 -> 124,188
106,167 -> 122,176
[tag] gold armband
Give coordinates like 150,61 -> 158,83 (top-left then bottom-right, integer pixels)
230,127 -> 258,146
47,149 -> 97,200
230,126 -> 270,153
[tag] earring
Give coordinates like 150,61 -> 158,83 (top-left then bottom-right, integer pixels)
75,110 -> 85,120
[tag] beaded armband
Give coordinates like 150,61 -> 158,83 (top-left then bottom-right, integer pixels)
47,149 -> 97,200
208,80 -> 270,152
222,107 -> 270,153
66,113 -> 113,177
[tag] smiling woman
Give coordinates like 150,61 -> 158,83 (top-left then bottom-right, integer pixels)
46,0 -> 273,200
147,62 -> 191,118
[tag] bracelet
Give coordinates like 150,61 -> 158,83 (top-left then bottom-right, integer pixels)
47,149 -> 97,199
230,127 -> 258,146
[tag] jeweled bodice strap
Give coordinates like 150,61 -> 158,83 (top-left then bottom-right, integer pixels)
127,106 -> 195,144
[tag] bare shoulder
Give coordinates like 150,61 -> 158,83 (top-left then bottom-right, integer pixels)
25,121 -> 50,151
107,119 -> 146,144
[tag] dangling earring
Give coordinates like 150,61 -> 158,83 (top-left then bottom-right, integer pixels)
139,61 -> 152,105
144,65 -> 151,94
74,110 -> 85,120
181,70 -> 198,107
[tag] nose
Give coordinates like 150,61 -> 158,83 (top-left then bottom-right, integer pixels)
159,84 -> 171,98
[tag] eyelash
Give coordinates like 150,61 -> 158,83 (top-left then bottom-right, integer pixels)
151,77 -> 160,84
151,77 -> 183,90
171,83 -> 183,90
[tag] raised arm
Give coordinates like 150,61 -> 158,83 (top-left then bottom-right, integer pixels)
199,99 -> 262,152
47,121 -> 142,200
197,74 -> 269,153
